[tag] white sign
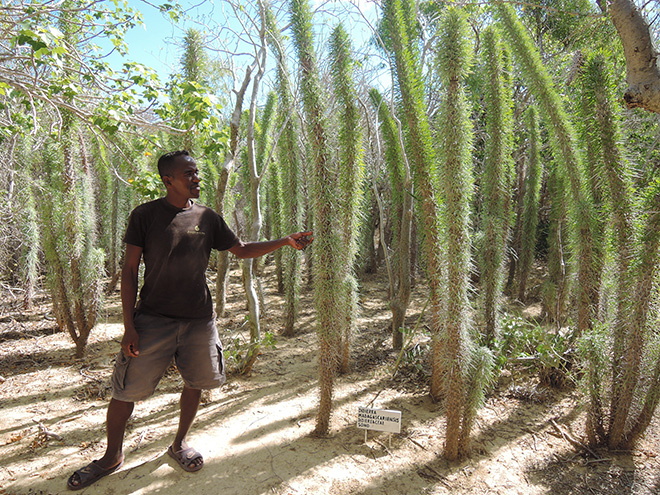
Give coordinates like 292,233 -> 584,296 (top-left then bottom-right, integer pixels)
357,407 -> 401,433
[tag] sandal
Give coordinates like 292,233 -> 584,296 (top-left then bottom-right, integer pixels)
168,444 -> 204,472
67,459 -> 123,490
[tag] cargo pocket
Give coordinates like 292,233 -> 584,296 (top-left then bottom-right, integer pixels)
111,351 -> 131,394
216,344 -> 227,387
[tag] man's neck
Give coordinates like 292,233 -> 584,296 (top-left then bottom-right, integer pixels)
164,195 -> 192,209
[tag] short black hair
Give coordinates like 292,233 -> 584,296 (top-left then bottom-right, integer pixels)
157,150 -> 191,178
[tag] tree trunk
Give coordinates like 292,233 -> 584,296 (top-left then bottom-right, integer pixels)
215,66 -> 253,316
238,9 -> 269,375
608,0 -> 660,114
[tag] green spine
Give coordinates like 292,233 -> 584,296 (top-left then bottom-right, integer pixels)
382,0 -> 444,401
330,23 -> 365,373
290,0 -> 342,435
517,107 -> 542,302
436,7 -> 478,460
267,9 -> 304,335
495,2 -> 599,337
479,26 -> 514,346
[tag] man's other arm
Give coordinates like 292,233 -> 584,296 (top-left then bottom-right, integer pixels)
228,232 -> 313,259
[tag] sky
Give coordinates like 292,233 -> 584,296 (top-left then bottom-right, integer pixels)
104,1 -> 192,82
105,0 -> 383,87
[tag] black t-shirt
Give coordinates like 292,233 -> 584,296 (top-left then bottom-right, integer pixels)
123,198 -> 238,319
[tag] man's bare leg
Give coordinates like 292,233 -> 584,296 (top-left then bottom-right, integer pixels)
99,398 -> 134,467
170,386 -> 203,469
68,398 -> 133,488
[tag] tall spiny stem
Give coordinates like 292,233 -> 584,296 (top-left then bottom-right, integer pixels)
290,0 -> 343,435
330,23 -> 365,373
479,26 -> 514,346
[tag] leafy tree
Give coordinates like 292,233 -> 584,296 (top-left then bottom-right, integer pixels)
1,0 -> 174,139
1,1 -> 233,358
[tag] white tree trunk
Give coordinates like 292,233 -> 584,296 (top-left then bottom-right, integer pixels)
609,0 -> 660,113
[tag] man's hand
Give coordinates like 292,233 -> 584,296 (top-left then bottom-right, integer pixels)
121,328 -> 140,358
289,231 -> 313,250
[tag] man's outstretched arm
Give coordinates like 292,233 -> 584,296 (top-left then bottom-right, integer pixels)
228,231 -> 313,259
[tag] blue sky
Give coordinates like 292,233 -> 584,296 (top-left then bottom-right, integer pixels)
105,0 -> 385,89
104,1 -> 190,81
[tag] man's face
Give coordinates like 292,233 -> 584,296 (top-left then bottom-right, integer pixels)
166,155 -> 201,200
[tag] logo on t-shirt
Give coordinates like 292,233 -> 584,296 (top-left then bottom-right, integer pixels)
187,225 -> 205,236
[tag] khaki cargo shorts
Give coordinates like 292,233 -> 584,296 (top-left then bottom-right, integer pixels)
111,312 -> 226,402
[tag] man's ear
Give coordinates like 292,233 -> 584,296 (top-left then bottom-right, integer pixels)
162,175 -> 172,188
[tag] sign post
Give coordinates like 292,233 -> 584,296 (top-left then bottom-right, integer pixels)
357,406 -> 402,445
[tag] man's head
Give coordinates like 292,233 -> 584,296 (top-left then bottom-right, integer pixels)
158,150 -> 191,178
157,150 -> 201,205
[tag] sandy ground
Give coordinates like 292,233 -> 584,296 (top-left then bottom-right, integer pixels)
1,265 -> 660,495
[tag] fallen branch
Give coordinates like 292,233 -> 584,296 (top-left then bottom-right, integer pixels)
585,457 -> 612,465
131,430 -> 147,452
550,418 -> 600,459
373,438 -> 393,456
367,390 -> 383,408
58,413 -> 85,424
418,465 -> 452,489
33,420 -> 63,441
407,436 -> 428,451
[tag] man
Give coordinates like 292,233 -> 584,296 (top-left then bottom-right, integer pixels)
67,150 -> 312,490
